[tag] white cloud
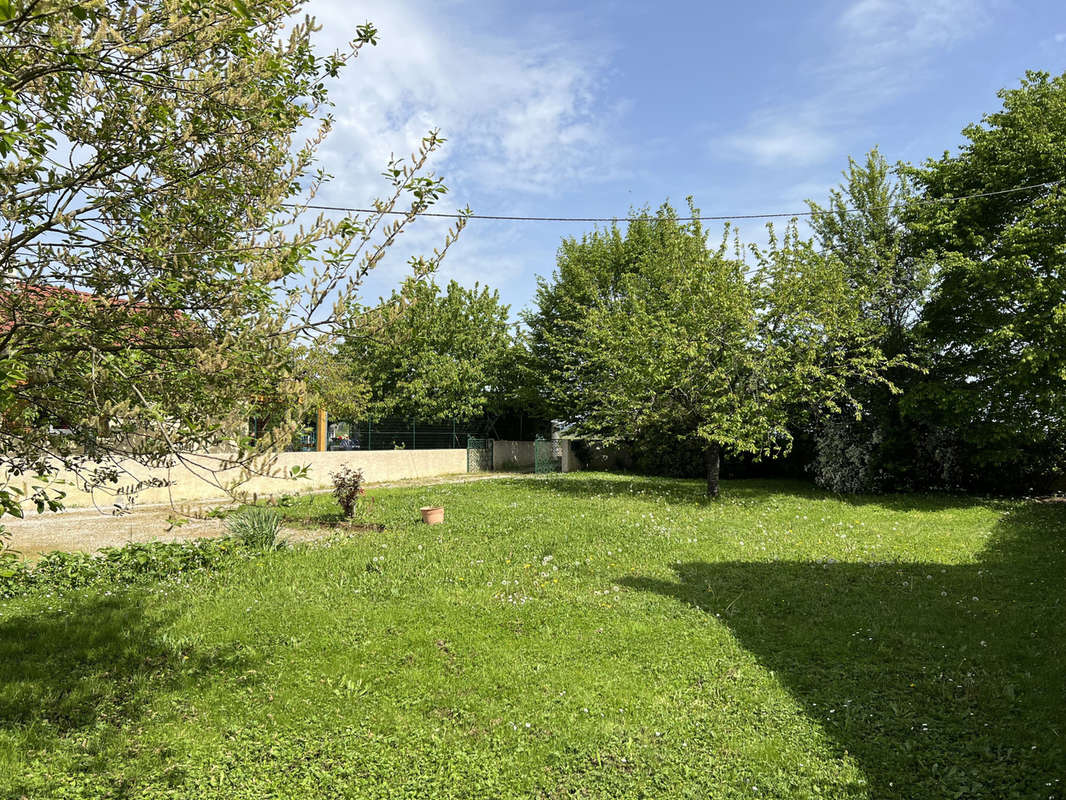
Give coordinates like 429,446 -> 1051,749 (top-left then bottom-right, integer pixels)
831,0 -> 991,103
305,0 -> 622,203
839,0 -> 989,52
1055,32 -> 1066,43
294,0 -> 624,305
717,0 -> 990,167
719,116 -> 837,168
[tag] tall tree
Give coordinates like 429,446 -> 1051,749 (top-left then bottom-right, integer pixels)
902,70 -> 1066,489
340,278 -> 515,423
0,0 -> 465,521
805,150 -> 928,492
808,149 -> 926,356
527,201 -> 894,497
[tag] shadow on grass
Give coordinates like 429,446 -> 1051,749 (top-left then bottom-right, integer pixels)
621,502 -> 1066,798
520,473 -> 1003,513
511,474 -> 753,504
0,591 -> 250,789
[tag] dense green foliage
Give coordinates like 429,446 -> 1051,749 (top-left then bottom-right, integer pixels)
1,475 -> 1062,798
526,202 -> 894,495
900,71 -> 1066,491
805,71 -> 1066,494
809,149 -> 927,355
338,278 -> 518,422
0,0 -> 463,514
0,538 -> 255,600
529,72 -> 1066,495
805,151 -> 927,493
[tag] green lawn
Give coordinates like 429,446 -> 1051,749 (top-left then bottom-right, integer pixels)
1,474 -> 1063,799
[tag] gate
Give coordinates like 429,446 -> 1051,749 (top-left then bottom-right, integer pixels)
467,437 -> 493,472
534,437 -> 562,474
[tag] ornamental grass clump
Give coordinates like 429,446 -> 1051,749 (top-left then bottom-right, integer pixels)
331,466 -> 366,518
226,506 -> 283,550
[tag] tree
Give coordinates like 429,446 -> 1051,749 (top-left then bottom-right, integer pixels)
808,149 -> 926,357
340,278 -> 515,423
293,341 -> 371,430
902,70 -> 1066,490
805,150 -> 928,492
0,0 -> 465,523
526,201 -> 894,497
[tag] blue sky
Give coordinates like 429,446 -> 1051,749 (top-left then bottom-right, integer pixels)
305,0 -> 1066,315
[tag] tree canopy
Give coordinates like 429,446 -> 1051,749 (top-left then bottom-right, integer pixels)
0,0 -> 464,516
527,201 -> 895,496
901,70 -> 1066,487
339,278 -> 516,424
803,150 -> 927,492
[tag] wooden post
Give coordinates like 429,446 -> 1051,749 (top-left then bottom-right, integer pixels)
316,407 -> 327,452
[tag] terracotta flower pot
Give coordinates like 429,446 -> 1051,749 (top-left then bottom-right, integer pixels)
420,506 -> 444,525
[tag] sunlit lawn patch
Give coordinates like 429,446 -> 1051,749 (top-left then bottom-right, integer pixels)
1,474 -> 1062,799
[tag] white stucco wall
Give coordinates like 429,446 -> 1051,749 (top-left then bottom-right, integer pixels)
20,448 -> 470,509
492,440 -> 536,472
17,438 -> 581,511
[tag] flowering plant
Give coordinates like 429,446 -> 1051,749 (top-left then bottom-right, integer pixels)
331,466 -> 366,518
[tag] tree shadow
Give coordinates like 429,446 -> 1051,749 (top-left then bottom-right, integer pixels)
519,474 -> 816,504
522,473 -> 1000,513
835,491 -> 1017,514
0,592 -> 250,793
621,502 -> 1066,798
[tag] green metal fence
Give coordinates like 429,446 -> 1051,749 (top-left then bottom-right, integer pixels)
316,419 -> 484,452
534,437 -> 561,473
265,410 -> 551,453
466,437 -> 493,472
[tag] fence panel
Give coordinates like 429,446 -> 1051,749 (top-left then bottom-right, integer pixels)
466,437 -> 494,472
534,438 -> 562,473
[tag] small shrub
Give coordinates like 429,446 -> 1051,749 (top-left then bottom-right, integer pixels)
331,466 -> 366,518
0,537 -> 248,599
226,506 -> 282,550
0,523 -> 28,596
0,544 -> 28,598
810,414 -> 886,493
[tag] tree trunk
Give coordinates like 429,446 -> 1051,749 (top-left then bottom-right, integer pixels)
704,441 -> 720,498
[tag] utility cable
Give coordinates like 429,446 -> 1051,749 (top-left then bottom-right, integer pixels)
284,179 -> 1065,223
12,178 -> 1064,259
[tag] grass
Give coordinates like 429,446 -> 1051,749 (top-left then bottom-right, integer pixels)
0,473 -> 1063,799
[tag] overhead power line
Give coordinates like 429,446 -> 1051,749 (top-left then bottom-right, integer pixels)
11,178 -> 1063,261
287,179 -> 1065,222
